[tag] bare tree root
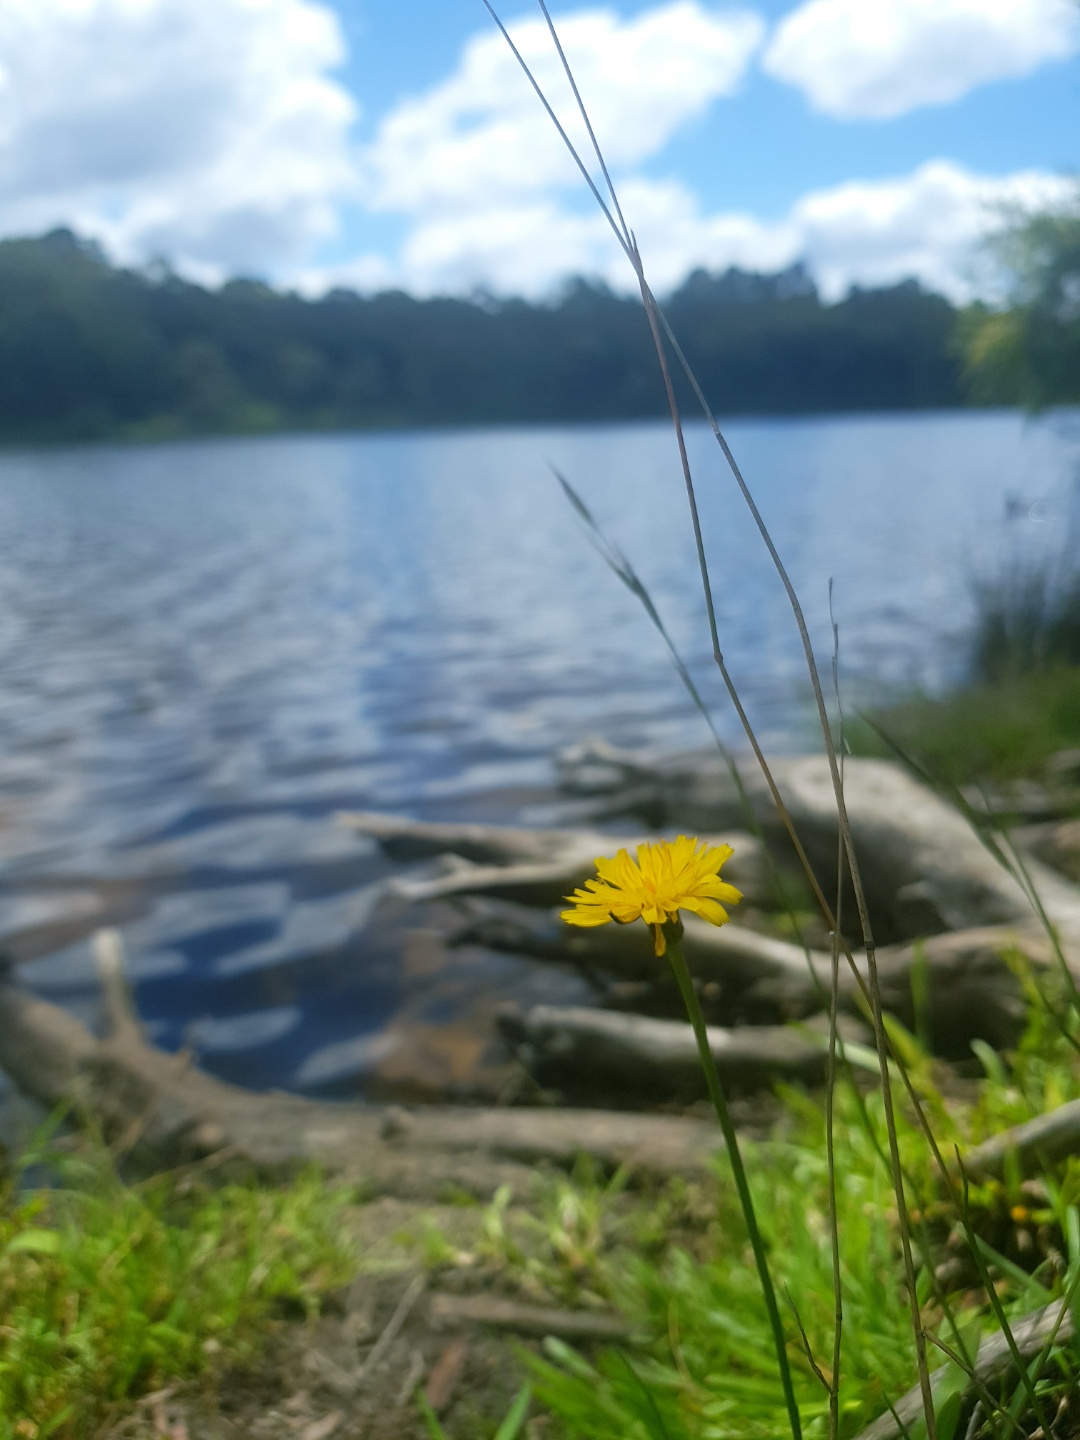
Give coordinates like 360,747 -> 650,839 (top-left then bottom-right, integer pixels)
852,1298 -> 1074,1440
0,972 -> 721,1194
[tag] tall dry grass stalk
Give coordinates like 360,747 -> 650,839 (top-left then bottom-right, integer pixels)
481,4 -> 1070,1435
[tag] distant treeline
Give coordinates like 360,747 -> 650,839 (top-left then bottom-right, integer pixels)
0,229 -> 970,444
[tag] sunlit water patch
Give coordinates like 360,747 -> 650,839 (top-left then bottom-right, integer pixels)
0,409 -> 1077,1098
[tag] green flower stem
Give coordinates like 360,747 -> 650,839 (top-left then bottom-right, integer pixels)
665,924 -> 803,1440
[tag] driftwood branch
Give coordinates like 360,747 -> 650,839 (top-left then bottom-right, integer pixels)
456,902 -> 1036,1055
94,927 -> 141,1041
337,811 -> 766,908
338,762 -> 1073,1060
452,901 -> 816,992
427,1292 -> 631,1342
392,857 -> 601,908
852,1298 -> 1074,1440
336,812 -> 570,865
0,969 -> 723,1194
498,1003 -> 870,1100
964,1096 -> 1080,1181
557,745 -> 1080,952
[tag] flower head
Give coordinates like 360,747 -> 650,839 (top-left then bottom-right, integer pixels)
560,835 -> 742,956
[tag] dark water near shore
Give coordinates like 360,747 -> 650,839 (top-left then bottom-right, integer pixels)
1,409 -> 1078,1098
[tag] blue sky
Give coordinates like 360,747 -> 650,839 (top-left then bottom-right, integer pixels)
341,0 -> 1078,206
0,0 -> 1076,301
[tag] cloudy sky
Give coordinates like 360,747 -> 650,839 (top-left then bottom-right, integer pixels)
1,0 -> 1076,301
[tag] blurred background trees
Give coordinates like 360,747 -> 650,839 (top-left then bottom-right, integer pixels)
961,185 -> 1080,408
4,201 -> 1080,446
0,229 -> 967,443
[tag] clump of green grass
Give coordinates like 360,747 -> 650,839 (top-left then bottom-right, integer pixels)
851,551 -> 1080,787
0,1138 -> 356,1440
415,1382 -> 534,1440
850,666 -> 1080,785
506,983 -> 1080,1439
519,1094 -> 935,1438
477,1161 -> 633,1309
404,1156 -> 634,1312
969,564 -> 1080,687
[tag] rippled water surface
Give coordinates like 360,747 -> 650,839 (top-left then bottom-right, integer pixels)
1,411 -> 1078,1095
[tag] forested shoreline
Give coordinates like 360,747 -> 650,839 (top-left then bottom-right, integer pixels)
0,229 -> 969,444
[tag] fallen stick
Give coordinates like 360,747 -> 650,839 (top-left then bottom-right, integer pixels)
498,1003 -> 869,1099
339,783 -> 1056,1052
0,959 -> 723,1192
964,1095 -> 1080,1181
427,1293 -> 631,1342
799,925 -> 1038,1056
452,901 -> 816,993
390,856 -> 604,908
396,1103 -> 721,1173
456,903 -> 1037,1054
337,811 -> 765,908
422,1338 -> 467,1412
336,812 -> 572,865
355,1274 -> 427,1389
852,1298 -> 1074,1440
557,746 -> 1080,952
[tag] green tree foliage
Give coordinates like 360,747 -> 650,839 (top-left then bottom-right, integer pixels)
0,230 -> 966,443
961,188 -> 1080,407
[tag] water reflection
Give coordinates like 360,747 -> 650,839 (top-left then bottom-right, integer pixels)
0,410 -> 1077,1094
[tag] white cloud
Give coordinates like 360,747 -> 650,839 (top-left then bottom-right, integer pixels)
381,178 -> 792,298
308,161 -> 1074,303
362,3 -> 765,214
3,0 -> 1070,311
334,4 -> 1073,306
788,162 -> 1073,299
0,0 -> 359,278
762,0 -> 1080,120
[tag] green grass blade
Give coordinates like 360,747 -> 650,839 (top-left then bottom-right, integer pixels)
413,1388 -> 451,1440
493,1384 -> 533,1440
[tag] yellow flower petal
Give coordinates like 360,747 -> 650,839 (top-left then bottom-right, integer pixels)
560,835 -> 740,951
695,877 -> 743,905
681,896 -> 730,926
560,907 -> 616,928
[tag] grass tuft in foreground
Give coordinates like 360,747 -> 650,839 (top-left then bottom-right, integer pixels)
0,1137 -> 356,1440
850,665 -> 1080,786
851,551 -> 1080,786
476,978 -> 1080,1439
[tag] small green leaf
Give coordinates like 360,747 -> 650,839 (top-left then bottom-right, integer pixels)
493,1384 -> 532,1440
414,1388 -> 450,1440
970,1038 -> 1007,1085
5,1228 -> 61,1256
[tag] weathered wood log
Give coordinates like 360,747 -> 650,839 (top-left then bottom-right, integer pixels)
452,900 -> 815,993
962,778 -> 1080,824
556,739 -> 658,796
454,902 -> 1036,1055
823,927 -> 1036,1055
964,1095 -> 1080,1182
337,810 -> 766,908
0,967 -> 723,1193
336,811 -> 568,865
497,1003 -> 871,1100
557,745 -> 1080,952
427,1293 -> 632,1342
852,1297 -> 1074,1440
394,857 -> 600,908
339,770 -> 1079,1046
1014,816 -> 1080,883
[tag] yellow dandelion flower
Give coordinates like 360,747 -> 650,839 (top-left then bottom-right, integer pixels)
560,835 -> 742,957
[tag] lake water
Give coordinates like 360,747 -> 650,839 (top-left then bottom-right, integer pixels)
1,409 -> 1078,1099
